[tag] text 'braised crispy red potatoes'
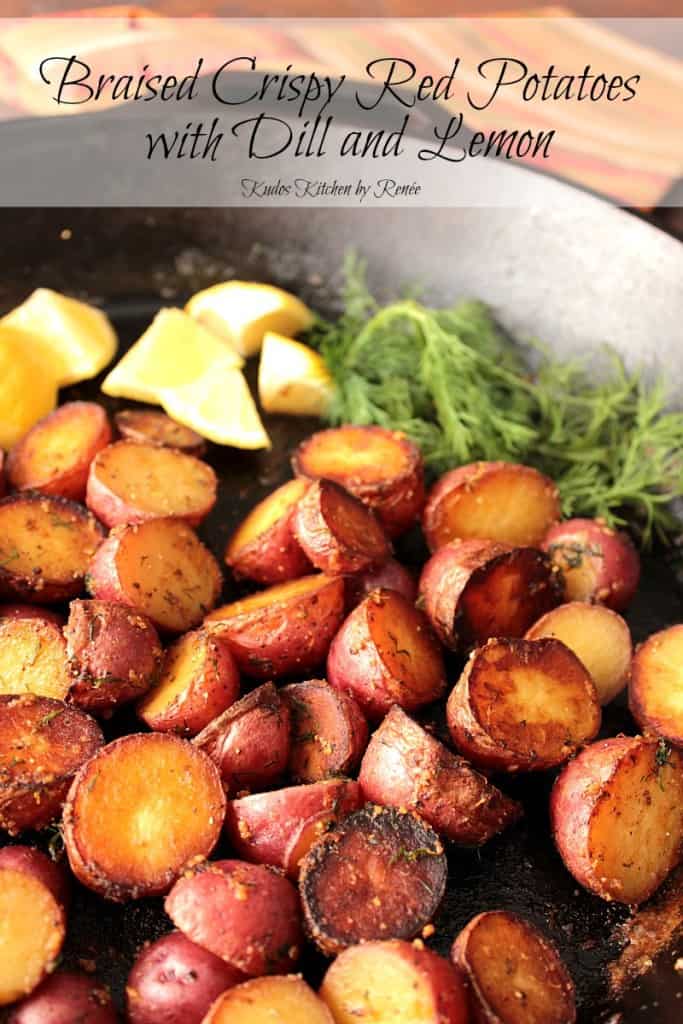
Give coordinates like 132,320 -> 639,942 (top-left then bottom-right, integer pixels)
115,408 -> 206,455
327,588 -> 446,720
320,940 -> 468,1024
282,679 -> 368,783
551,736 -> 683,904
8,972 -> 118,1024
225,478 -> 312,584
419,539 -> 561,651
86,440 -> 217,528
63,733 -> 225,901
0,494 -> 104,603
423,460 -> 560,551
87,518 -> 222,633
206,574 -> 345,679
204,975 -> 334,1024
0,864 -> 66,1006
542,517 -> 640,611
0,694 -> 103,835
165,858 -> 302,976
0,617 -> 70,701
7,402 -> 112,502
293,424 -> 425,537
293,479 -> 391,575
360,705 -> 521,845
629,625 -> 683,746
451,911 -> 576,1024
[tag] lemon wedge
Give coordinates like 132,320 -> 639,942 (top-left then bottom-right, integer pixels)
102,307 -> 243,404
2,288 -> 117,387
186,281 -> 314,358
0,325 -> 58,447
258,331 -> 333,417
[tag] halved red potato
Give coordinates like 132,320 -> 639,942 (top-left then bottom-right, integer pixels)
359,705 -> 521,845
550,735 -> 683,904
451,911 -> 576,1024
0,617 -> 70,700
0,864 -> 66,1006
292,479 -> 391,575
526,602 -> 632,705
203,975 -> 334,1024
6,402 -> 112,502
629,625 -> 683,746
423,461 -> 560,552
0,846 -> 70,912
0,494 -> 104,603
63,733 -> 225,901
115,408 -> 206,456
86,440 -> 217,528
542,518 -> 641,611
345,558 -> 417,610
0,449 -> 5,498
0,604 -> 65,627
418,539 -> 561,651
281,680 -> 368,782
165,858 -> 302,976
0,694 -> 103,835
320,940 -> 469,1024
206,574 -> 345,679
327,588 -> 446,720
8,971 -> 118,1024
224,778 -> 362,877
225,478 -> 312,584
87,518 -> 222,634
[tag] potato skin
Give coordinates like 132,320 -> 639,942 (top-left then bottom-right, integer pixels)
281,680 -> 368,783
345,558 -> 417,610
115,408 -> 206,456
292,479 -> 392,575
542,517 -> 640,611
0,604 -> 65,627
0,449 -> 5,498
0,846 -> 70,911
629,625 -> 683,744
7,972 -> 118,1024
225,479 -> 312,585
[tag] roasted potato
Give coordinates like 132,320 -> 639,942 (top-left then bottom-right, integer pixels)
0,845 -> 70,911
292,478 -> 391,575
345,557 -> 417,610
7,972 -> 118,1024
225,478 -> 312,584
203,975 -> 334,1024
0,604 -> 64,627
0,448 -> 5,497
0,862 -> 66,1006
629,625 -> 683,745
281,679 -> 368,782
0,617 -> 71,700
542,517 -> 640,611
115,407 -> 206,455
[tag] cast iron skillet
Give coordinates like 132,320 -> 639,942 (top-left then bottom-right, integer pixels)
0,201 -> 682,1023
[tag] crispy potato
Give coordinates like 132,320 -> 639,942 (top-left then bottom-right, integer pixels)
206,574 -> 345,679
6,402 -> 112,502
423,461 -> 560,551
293,425 -> 425,537
451,911 -> 576,1024
65,599 -> 163,715
0,493 -> 104,603
345,558 -> 417,610
87,518 -> 222,634
550,735 -> 683,903
359,706 -> 521,845
0,604 -> 65,627
0,617 -> 70,700
63,733 -> 225,901
115,408 -> 206,456
327,589 -> 446,720
542,517 -> 640,611
0,449 -> 5,497
193,682 -> 291,793
527,602 -> 632,706
86,440 -> 217,528
224,778 -> 361,877
630,625 -> 683,747
8,972 -> 118,1024
0,865 -> 66,1006
447,638 -> 601,773
281,680 -> 368,783
0,846 -> 70,911
203,975 -> 334,1024
418,539 -> 561,651
165,858 -> 302,976
0,694 -> 103,835
320,940 -> 469,1024
225,478 -> 312,584
292,479 -> 391,575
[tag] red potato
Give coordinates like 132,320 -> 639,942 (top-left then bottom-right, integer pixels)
293,424 -> 425,538
165,858 -> 303,976
0,864 -> 66,1006
86,517 -> 222,634
86,440 -> 217,528
126,931 -> 243,1024
0,694 -> 103,835
115,408 -> 206,456
281,680 -> 368,783
63,733 -> 225,901
542,517 -> 641,611
447,638 -> 601,773
203,975 -> 334,1024
138,629 -> 239,736
65,599 -> 163,715
6,402 -> 112,501
0,617 -> 71,700
526,602 -> 632,706
359,705 -> 522,845
451,911 -> 576,1024
225,478 -> 312,585
0,493 -> 104,603
345,557 -> 417,610
550,735 -> 683,904
327,588 -> 446,721
320,940 -> 469,1024
205,573 -> 345,679
292,478 -> 391,575
0,448 -> 5,497
423,461 -> 560,552
0,846 -> 70,911
193,682 -> 291,793
0,604 -> 64,627
629,625 -> 683,745
224,778 -> 362,877
418,539 -> 561,651
7,972 -> 118,1024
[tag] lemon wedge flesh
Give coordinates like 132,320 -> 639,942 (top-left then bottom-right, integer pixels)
102,308 -> 243,404
186,281 -> 314,358
258,331 -> 333,417
0,325 -> 58,447
2,288 -> 117,387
